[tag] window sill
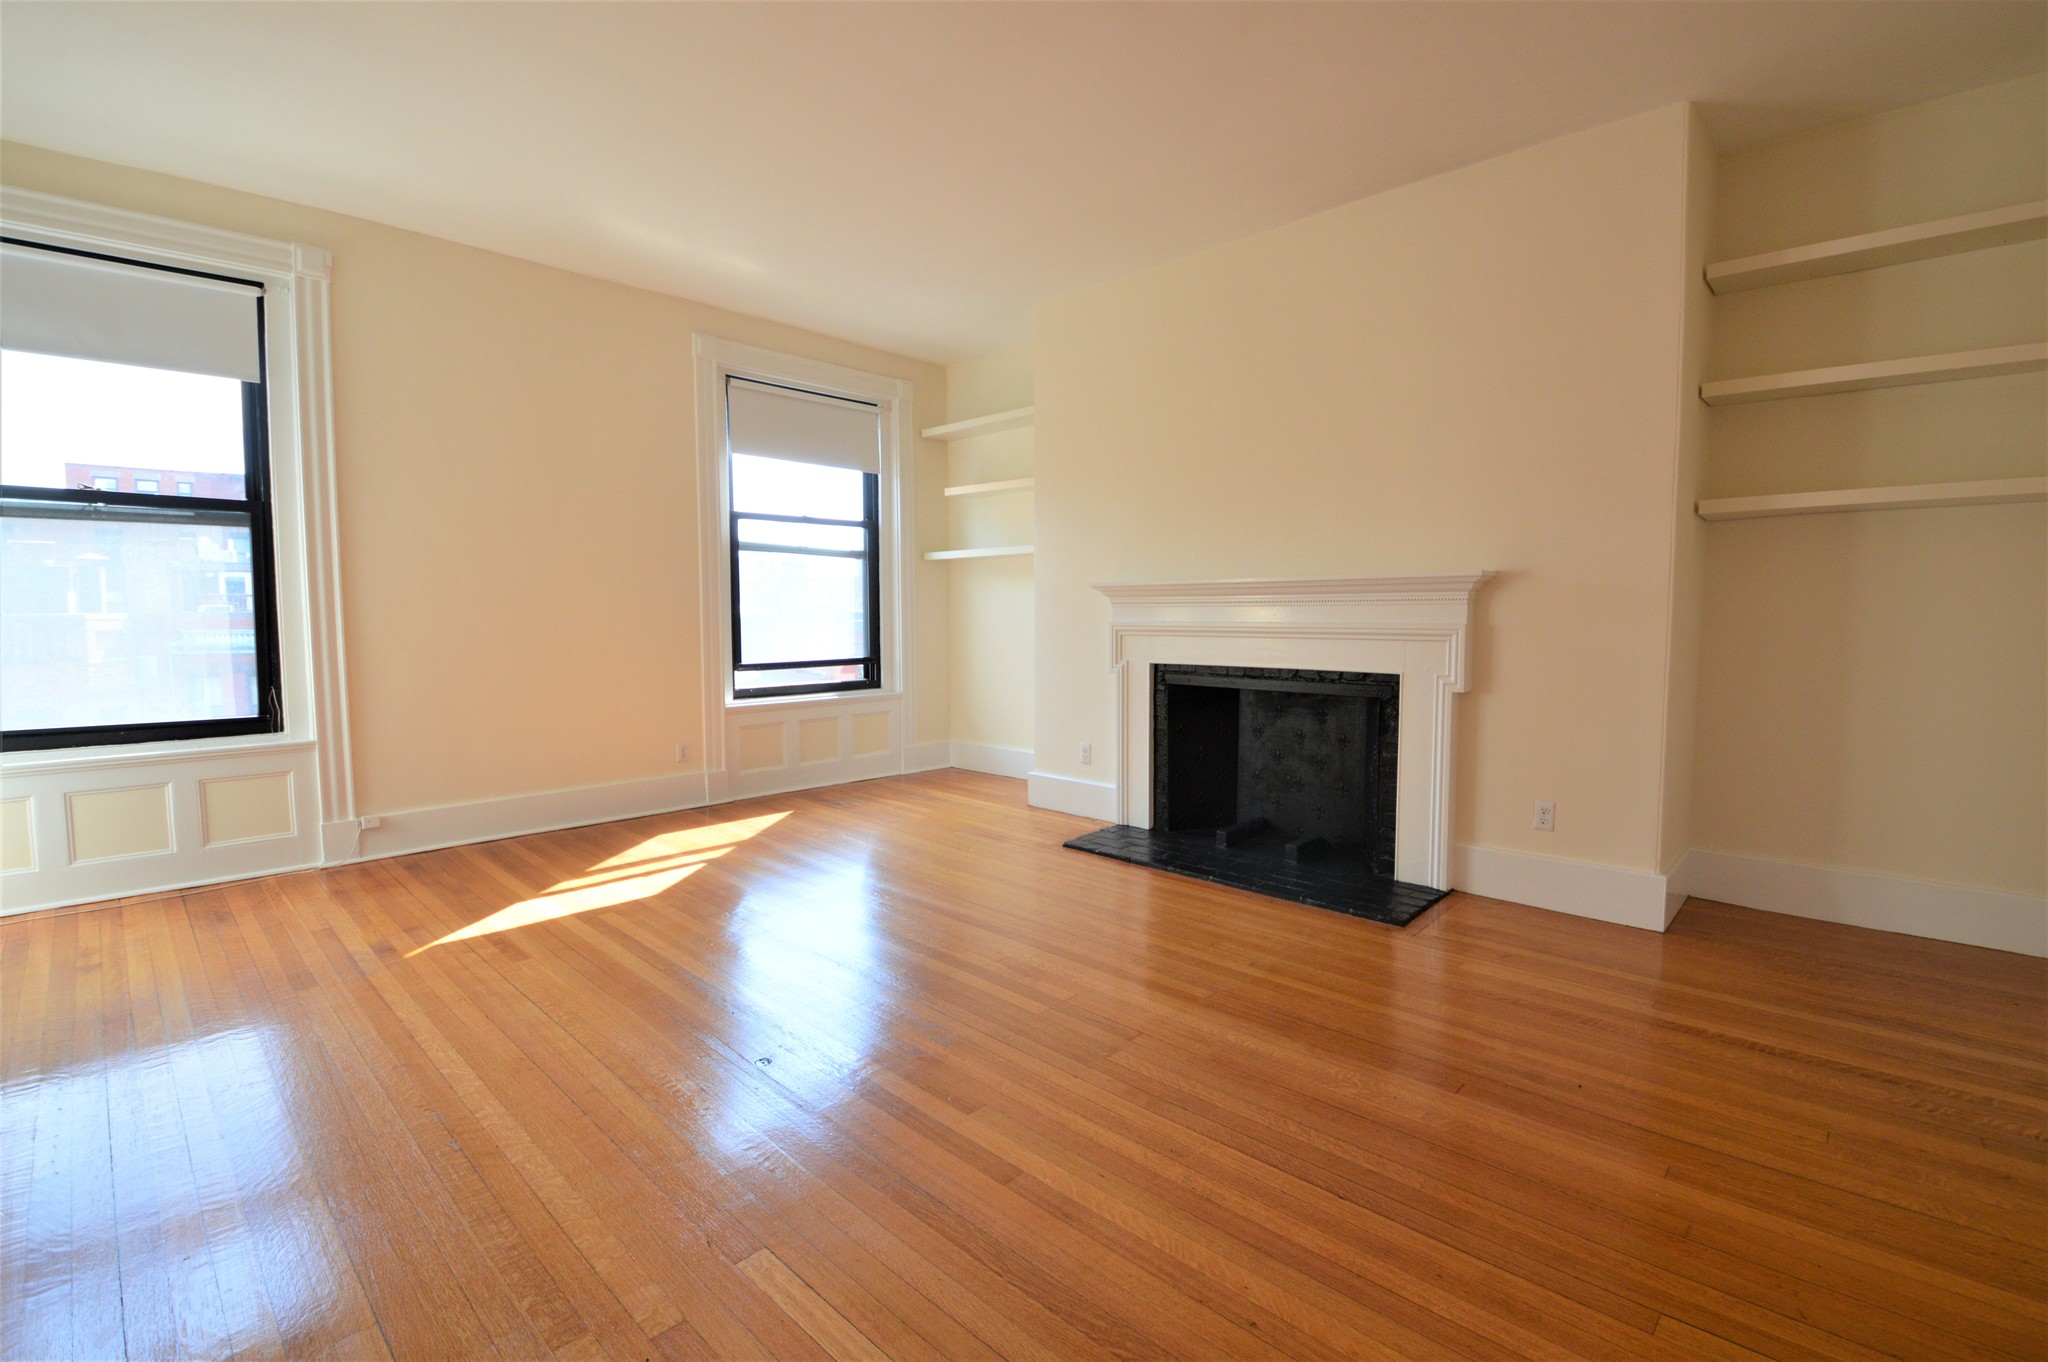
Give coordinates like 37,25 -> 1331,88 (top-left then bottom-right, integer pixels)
721,688 -> 902,716
0,733 -> 315,777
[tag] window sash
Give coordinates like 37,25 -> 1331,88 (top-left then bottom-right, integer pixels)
0,358 -> 284,751
733,509 -> 868,559
729,462 -> 881,699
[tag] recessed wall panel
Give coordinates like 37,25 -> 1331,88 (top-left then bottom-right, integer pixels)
798,718 -> 840,764
850,712 -> 891,757
0,799 -> 33,872
736,724 -> 787,773
68,785 -> 173,863
201,772 -> 296,846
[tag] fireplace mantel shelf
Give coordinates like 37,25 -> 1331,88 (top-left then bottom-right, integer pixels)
1093,573 -> 1489,605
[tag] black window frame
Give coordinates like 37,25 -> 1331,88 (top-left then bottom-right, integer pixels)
0,237 -> 285,753
727,387 -> 883,701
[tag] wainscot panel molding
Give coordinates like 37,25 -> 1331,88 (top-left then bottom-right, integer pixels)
721,695 -> 910,801
1453,843 -> 1680,932
2,740 -> 321,916
1674,849 -> 2047,957
1091,574 -> 1488,891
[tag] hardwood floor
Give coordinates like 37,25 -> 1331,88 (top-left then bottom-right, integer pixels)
2,769 -> 2042,1361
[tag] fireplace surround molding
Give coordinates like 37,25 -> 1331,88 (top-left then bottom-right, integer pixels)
1094,573 -> 1488,890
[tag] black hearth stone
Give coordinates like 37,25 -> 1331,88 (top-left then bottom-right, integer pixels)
1063,824 -> 1448,927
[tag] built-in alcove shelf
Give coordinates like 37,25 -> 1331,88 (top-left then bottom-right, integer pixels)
1700,342 -> 2048,406
1705,200 -> 2048,294
921,405 -> 1035,441
1697,476 -> 2047,522
929,406 -> 1036,561
924,544 -> 1035,561
944,477 -> 1035,498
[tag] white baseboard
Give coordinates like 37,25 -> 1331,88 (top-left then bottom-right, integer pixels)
1453,843 -> 1678,932
347,771 -> 711,864
902,741 -> 953,774
320,819 -> 363,864
1027,770 -> 1118,821
337,747 -> 992,870
951,742 -> 1033,779
724,752 -> 908,803
1674,849 -> 2046,957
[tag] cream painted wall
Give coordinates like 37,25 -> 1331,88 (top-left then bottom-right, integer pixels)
947,341 -> 1035,422
1693,76 -> 2047,897
943,343 -> 1035,754
1657,109 -> 1717,877
0,142 -> 951,819
1033,106 -> 1697,872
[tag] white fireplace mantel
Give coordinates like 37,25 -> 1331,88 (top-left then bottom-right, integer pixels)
1094,573 -> 1488,890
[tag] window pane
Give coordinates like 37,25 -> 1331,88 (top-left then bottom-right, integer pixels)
735,549 -> 866,666
0,349 -> 248,498
731,453 -> 863,520
0,512 -> 261,731
737,664 -> 865,693
734,517 -> 865,552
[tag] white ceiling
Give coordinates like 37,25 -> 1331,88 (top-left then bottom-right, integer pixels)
2,2 -> 2042,362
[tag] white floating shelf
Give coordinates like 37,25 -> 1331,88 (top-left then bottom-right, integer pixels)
1706,200 -> 2048,294
1698,477 -> 2048,522
921,406 -> 1035,441
924,544 -> 1035,561
944,477 -> 1035,499
1700,343 -> 2048,406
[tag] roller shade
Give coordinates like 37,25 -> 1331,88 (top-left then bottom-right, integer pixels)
1,241 -> 264,383
727,377 -> 879,474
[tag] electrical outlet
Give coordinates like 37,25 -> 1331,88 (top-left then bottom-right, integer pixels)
1533,801 -> 1555,832
1079,741 -> 1092,765
675,741 -> 690,763
359,815 -> 382,831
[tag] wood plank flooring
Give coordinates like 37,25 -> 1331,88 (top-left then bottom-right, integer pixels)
2,769 -> 2042,1360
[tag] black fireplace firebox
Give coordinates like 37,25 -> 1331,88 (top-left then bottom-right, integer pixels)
1065,665 -> 1448,926
1156,665 -> 1399,876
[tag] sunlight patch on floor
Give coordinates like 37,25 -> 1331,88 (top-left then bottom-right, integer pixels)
411,811 -> 789,952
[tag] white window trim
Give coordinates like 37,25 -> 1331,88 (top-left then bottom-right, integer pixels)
0,188 -> 353,905
691,335 -> 918,802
